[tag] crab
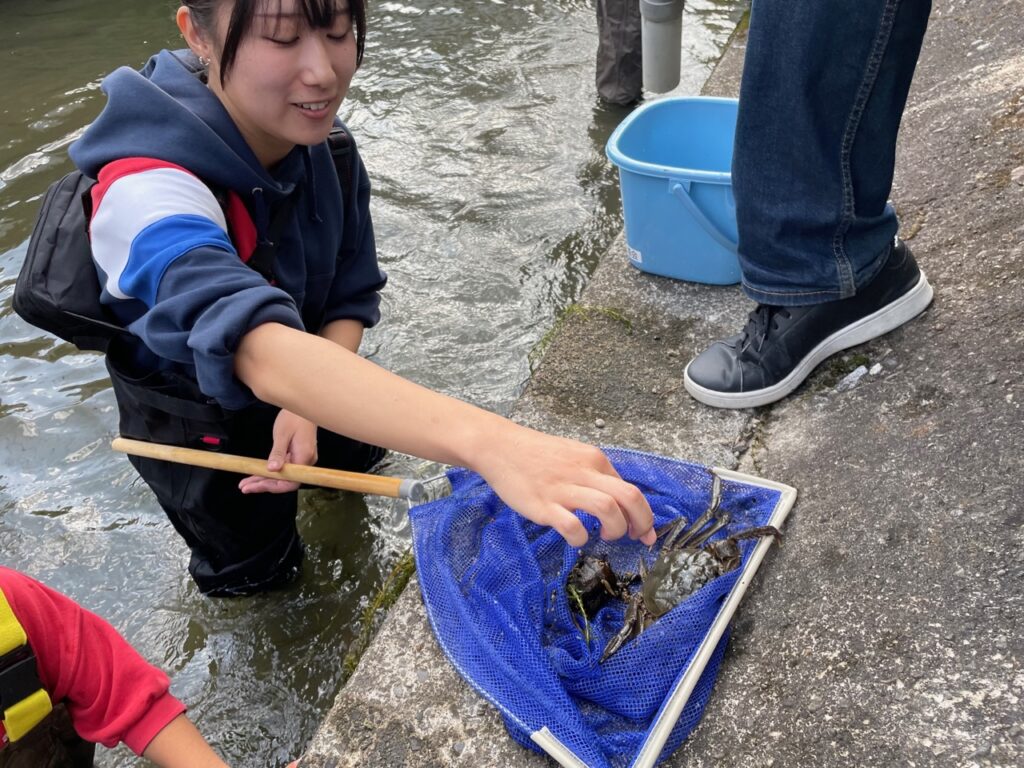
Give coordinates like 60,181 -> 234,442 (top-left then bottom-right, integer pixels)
597,471 -> 783,662
566,552 -> 641,644
566,554 -> 622,618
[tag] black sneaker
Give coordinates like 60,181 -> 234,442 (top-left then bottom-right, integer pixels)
683,239 -> 933,409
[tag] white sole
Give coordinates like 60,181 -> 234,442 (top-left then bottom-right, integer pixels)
683,272 -> 934,409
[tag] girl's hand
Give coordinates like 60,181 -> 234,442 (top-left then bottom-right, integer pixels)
474,423 -> 656,548
238,409 -> 319,494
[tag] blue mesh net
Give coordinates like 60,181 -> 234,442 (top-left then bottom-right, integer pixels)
409,448 -> 784,768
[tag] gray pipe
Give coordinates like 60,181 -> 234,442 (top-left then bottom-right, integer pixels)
640,0 -> 685,93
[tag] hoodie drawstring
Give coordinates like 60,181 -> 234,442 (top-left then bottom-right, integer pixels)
250,187 -> 272,244
302,148 -> 323,224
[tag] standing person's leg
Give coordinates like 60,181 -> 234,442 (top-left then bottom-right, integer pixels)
684,0 -> 934,409
595,0 -> 643,105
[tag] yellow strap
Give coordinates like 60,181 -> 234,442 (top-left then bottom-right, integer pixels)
0,586 -> 53,742
3,689 -> 53,742
0,588 -> 27,656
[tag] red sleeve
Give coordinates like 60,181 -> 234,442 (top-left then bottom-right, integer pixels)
0,567 -> 186,755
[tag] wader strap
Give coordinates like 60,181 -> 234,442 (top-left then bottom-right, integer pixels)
0,589 -> 52,743
245,192 -> 298,284
104,358 -> 226,424
328,126 -> 353,203
223,127 -> 352,284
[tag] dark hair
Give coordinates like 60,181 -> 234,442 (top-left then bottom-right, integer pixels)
183,0 -> 366,85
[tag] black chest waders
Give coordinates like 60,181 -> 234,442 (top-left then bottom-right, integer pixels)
105,357 -> 380,597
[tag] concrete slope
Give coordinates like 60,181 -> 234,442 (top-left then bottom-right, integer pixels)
302,0 -> 1022,765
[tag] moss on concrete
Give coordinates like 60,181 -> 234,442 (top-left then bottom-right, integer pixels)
813,351 -> 873,391
342,550 -> 417,679
529,304 -> 632,371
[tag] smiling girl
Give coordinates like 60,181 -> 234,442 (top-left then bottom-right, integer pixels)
67,0 -> 655,597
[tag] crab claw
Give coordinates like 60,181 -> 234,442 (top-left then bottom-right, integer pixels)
599,592 -> 645,662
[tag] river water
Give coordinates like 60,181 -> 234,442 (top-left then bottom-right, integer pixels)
0,1 -> 744,765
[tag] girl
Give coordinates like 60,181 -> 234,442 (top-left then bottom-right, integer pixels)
68,0 -> 655,596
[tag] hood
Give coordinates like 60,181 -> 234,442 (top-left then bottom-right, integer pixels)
70,49 -> 307,205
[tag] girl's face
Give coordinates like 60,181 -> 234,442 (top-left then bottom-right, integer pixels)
181,1 -> 358,168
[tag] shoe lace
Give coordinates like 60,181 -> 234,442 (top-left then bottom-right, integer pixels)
741,305 -> 792,352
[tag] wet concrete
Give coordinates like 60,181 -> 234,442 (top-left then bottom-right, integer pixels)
301,0 -> 1023,765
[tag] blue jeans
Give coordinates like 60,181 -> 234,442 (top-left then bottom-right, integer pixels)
732,0 -> 932,306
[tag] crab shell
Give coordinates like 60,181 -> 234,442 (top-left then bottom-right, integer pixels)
641,538 -> 742,617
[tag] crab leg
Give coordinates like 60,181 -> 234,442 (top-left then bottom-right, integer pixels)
665,472 -> 726,551
600,592 -> 644,662
682,514 -> 732,549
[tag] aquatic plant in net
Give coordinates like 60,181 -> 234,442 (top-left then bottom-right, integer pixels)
409,447 -> 786,768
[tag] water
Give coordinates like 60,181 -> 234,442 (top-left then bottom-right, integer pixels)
0,1 -> 745,765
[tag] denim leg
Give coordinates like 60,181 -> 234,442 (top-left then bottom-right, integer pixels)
732,0 -> 931,305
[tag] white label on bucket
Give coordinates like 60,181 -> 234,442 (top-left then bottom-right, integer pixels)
627,244 -> 642,264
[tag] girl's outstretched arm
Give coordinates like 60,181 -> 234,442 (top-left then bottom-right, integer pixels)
235,322 -> 655,547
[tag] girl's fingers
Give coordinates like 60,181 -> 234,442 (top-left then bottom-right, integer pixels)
266,436 -> 291,471
558,485 -> 630,542
558,442 -> 655,544
478,427 -> 654,547
269,412 -> 318,469
238,475 -> 301,494
638,526 -> 657,546
541,505 -> 589,548
577,471 -> 655,544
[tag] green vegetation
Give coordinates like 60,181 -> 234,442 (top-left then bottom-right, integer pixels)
566,584 -> 591,644
341,550 -> 417,679
734,8 -> 751,38
529,304 -> 632,371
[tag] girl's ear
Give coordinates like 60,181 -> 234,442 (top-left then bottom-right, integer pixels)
176,6 -> 213,63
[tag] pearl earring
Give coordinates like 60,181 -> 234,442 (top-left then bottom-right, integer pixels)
199,55 -> 210,67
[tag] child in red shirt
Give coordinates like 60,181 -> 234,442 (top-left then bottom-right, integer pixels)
0,567 -> 228,767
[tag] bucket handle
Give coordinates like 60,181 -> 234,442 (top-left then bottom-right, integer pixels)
670,181 -> 738,254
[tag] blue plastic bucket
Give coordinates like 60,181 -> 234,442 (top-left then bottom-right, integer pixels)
606,96 -> 740,284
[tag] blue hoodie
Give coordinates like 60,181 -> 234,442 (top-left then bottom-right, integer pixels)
70,50 -> 386,410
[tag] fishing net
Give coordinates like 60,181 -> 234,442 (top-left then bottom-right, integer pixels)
409,447 -> 790,768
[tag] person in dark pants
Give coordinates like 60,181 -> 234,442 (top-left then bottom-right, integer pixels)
684,0 -> 934,408
66,0 -> 656,598
595,0 -> 643,105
